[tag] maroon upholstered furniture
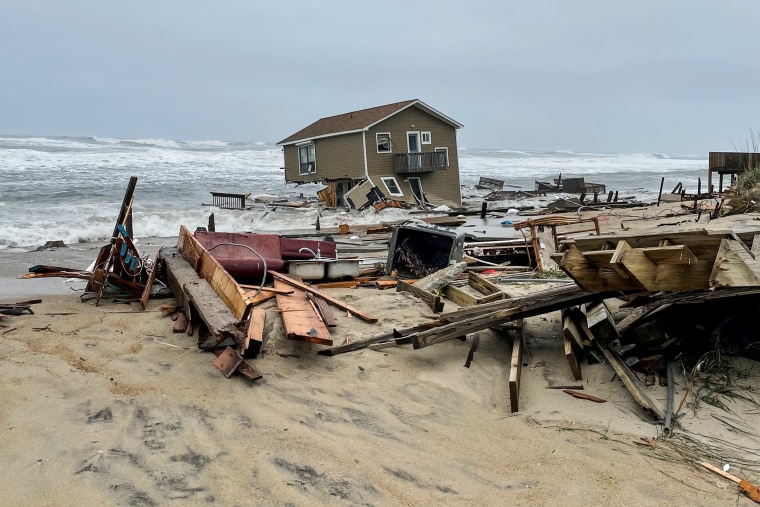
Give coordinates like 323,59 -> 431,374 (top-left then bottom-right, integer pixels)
193,231 -> 337,283
194,231 -> 285,283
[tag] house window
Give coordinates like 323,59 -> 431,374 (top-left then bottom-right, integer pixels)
435,147 -> 449,167
421,131 -> 431,144
298,143 -> 316,175
380,176 -> 403,197
377,133 -> 392,153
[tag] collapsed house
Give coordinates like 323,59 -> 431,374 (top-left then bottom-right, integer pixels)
277,99 -> 464,210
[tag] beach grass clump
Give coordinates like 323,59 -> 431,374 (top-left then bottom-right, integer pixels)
725,165 -> 760,215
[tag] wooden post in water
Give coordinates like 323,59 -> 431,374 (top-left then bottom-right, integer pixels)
657,177 -> 665,206
480,202 -> 487,219
697,177 -> 701,195
208,213 -> 215,232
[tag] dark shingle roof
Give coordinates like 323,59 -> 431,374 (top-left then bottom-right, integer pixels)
277,99 -> 461,145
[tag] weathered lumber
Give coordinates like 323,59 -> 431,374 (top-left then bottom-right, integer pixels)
306,292 -> 337,327
411,307 -> 524,349
184,278 -> 246,348
578,319 -> 664,419
397,279 -> 444,313
172,312 -> 188,333
564,335 -> 583,382
468,271 -> 510,299
274,278 -> 332,345
245,307 -> 266,356
177,225 -> 249,320
161,247 -> 198,322
140,257 -> 158,310
509,324 -> 523,413
710,238 -> 760,288
316,321 -> 442,356
563,390 -> 606,403
268,271 -> 378,322
211,348 -> 263,381
238,284 -> 294,295
212,346 -> 244,378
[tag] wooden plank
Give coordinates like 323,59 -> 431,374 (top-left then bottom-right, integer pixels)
710,238 -> 760,288
752,234 -> 760,258
509,325 -> 523,413
212,346 -> 244,378
161,247 -> 200,329
641,244 -> 698,265
269,271 -> 378,322
238,284 -> 294,295
246,307 -> 266,355
274,278 -> 332,345
412,307 -> 524,349
177,225 -> 249,320
397,279 -> 444,313
562,309 -> 585,350
443,284 -> 478,307
579,320 -> 664,419
172,312 -> 188,333
563,390 -> 606,403
467,271 -> 507,298
306,292 -> 337,327
615,243 -> 709,292
139,258 -> 158,310
563,335 -> 583,382
582,250 -> 615,265
211,348 -> 263,381
556,245 -> 640,291
184,278 -> 246,348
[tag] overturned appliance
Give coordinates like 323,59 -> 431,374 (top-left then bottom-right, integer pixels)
385,223 -> 464,278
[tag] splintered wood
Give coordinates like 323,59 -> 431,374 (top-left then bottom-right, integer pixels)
274,278 -> 332,345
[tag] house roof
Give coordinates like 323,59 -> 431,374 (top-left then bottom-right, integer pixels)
277,99 -> 463,146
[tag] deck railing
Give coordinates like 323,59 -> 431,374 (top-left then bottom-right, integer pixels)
393,152 -> 448,174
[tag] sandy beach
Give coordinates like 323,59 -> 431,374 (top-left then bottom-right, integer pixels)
2,206 -> 760,506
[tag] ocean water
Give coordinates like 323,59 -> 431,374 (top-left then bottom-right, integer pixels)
0,135 -> 707,251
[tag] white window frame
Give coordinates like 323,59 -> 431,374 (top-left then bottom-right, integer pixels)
421,131 -> 432,144
435,147 -> 449,167
380,176 -> 404,197
298,142 -> 316,175
376,132 -> 392,153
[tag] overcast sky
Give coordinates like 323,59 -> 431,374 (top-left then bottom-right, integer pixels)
1,1 -> 758,153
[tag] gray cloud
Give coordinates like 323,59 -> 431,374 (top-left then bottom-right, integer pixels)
1,0 -> 758,153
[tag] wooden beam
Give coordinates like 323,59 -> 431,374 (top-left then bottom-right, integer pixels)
245,307 -> 266,356
443,284 -> 478,307
184,278 -> 246,348
177,225 -> 249,320
411,307 -> 524,349
711,238 -> 760,288
161,247 -> 198,323
140,258 -> 158,310
509,324 -> 523,413
577,320 -> 663,419
306,292 -> 337,327
274,278 -> 331,345
211,348 -> 263,381
269,271 -> 378,322
614,242 -> 709,292
557,245 -> 639,291
562,309 -> 585,351
564,334 -> 583,382
397,279 -> 444,313
641,244 -> 698,265
468,271 -> 508,298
